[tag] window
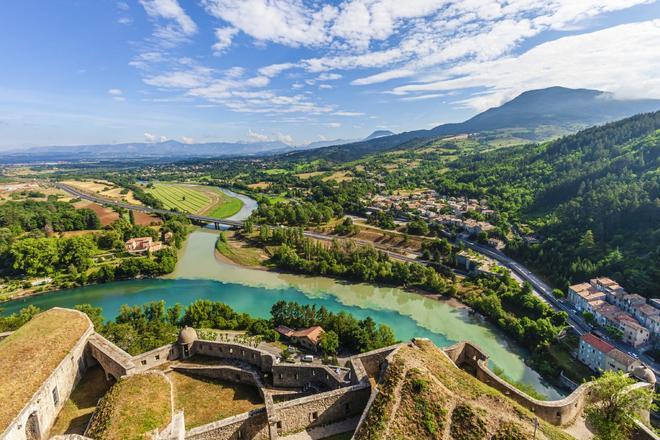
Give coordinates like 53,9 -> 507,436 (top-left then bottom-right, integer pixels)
141,360 -> 147,365
312,411 -> 318,420
155,354 -> 160,360
276,421 -> 282,429
52,387 -> 59,405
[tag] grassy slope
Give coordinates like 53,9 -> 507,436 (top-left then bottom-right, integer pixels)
86,373 -> 171,440
0,309 -> 90,433
355,340 -> 573,440
169,371 -> 263,428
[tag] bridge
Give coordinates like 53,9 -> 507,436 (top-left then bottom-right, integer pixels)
53,182 -> 245,229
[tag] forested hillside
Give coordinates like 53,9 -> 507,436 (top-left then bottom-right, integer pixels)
437,112 -> 659,296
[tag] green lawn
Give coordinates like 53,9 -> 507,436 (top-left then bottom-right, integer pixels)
146,183 -> 243,218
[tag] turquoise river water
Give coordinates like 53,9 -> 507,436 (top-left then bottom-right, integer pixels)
1,229 -> 563,399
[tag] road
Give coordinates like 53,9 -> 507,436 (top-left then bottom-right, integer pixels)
54,182 -> 244,227
458,238 -> 660,373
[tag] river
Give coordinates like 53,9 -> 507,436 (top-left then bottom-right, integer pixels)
1,227 -> 563,399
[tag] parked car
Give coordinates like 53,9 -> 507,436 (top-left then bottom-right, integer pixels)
302,355 -> 314,363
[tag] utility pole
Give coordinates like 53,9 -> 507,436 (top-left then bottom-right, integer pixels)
533,417 -> 538,440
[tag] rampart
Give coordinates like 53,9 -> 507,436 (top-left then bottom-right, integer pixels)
192,340 -> 275,372
3,309 -> 94,440
443,340 -> 588,426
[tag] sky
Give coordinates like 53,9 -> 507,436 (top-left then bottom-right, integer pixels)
1,0 -> 659,149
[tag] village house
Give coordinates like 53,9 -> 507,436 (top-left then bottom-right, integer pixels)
578,333 -> 614,371
275,325 -> 326,352
569,277 -> 659,345
567,283 -> 606,312
124,237 -> 164,255
578,333 -> 640,373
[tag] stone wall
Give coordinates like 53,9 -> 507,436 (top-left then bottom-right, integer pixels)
133,344 -> 180,373
443,340 -> 588,426
172,365 -> 264,395
3,310 -> 94,440
272,385 -> 371,437
192,341 -> 275,373
350,344 -> 401,382
185,409 -> 270,440
86,334 -> 135,380
271,364 -> 345,389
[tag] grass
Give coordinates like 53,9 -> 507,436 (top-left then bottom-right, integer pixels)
169,371 -> 263,428
50,366 -> 111,436
146,183 -> 243,218
215,233 -> 265,267
0,308 -> 91,433
86,373 -> 171,440
355,341 -> 573,440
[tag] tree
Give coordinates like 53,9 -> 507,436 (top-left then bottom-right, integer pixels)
552,288 -> 566,299
583,311 -> 596,326
586,371 -> 655,440
319,330 -> 339,355
75,304 -> 104,329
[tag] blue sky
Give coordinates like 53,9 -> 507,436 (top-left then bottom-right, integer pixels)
1,0 -> 659,149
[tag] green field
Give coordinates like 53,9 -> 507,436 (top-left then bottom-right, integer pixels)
146,184 -> 243,218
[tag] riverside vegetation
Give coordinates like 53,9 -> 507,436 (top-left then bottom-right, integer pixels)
0,198 -> 191,299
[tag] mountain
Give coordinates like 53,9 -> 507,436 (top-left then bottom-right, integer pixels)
364,130 -> 395,140
1,139 -> 294,163
288,87 -> 660,162
302,138 -> 357,150
437,111 -> 660,297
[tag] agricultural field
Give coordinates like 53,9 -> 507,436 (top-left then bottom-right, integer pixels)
146,183 -> 243,218
62,179 -> 141,205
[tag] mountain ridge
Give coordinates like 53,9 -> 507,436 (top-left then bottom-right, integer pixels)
286,87 -> 660,162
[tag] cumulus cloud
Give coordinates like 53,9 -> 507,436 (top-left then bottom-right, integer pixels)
392,20 -> 660,110
108,88 -> 126,101
139,0 -> 197,34
181,136 -> 194,144
247,129 -> 269,142
213,27 -> 238,55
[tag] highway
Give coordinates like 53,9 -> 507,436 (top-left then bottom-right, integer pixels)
54,182 -> 244,227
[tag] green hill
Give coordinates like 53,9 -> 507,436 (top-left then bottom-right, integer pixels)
436,111 -> 660,296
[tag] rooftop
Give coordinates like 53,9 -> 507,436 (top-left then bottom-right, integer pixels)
606,349 -> 638,368
0,308 -> 91,433
581,333 -> 614,354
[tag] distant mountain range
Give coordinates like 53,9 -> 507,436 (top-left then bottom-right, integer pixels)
0,130 -> 394,163
288,87 -> 660,162
3,87 -> 658,164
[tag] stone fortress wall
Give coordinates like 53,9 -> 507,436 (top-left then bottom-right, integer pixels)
8,313 -> 657,440
3,309 -> 95,440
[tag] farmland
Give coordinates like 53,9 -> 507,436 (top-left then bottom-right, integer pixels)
146,183 -> 243,218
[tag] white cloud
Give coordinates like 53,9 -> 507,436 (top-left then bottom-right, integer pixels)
317,73 -> 342,81
258,63 -> 297,77
399,93 -> 446,101
326,122 -> 341,128
144,132 -> 157,142
319,84 -> 333,89
118,17 -> 133,25
275,132 -> 294,144
333,111 -> 364,116
108,89 -> 126,101
247,129 -> 269,142
181,136 -> 194,144
202,0 -> 334,47
393,20 -> 660,110
352,69 -> 414,85
139,0 -> 197,35
213,27 -> 238,55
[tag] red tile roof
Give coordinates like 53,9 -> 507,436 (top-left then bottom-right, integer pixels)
581,333 -> 614,354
